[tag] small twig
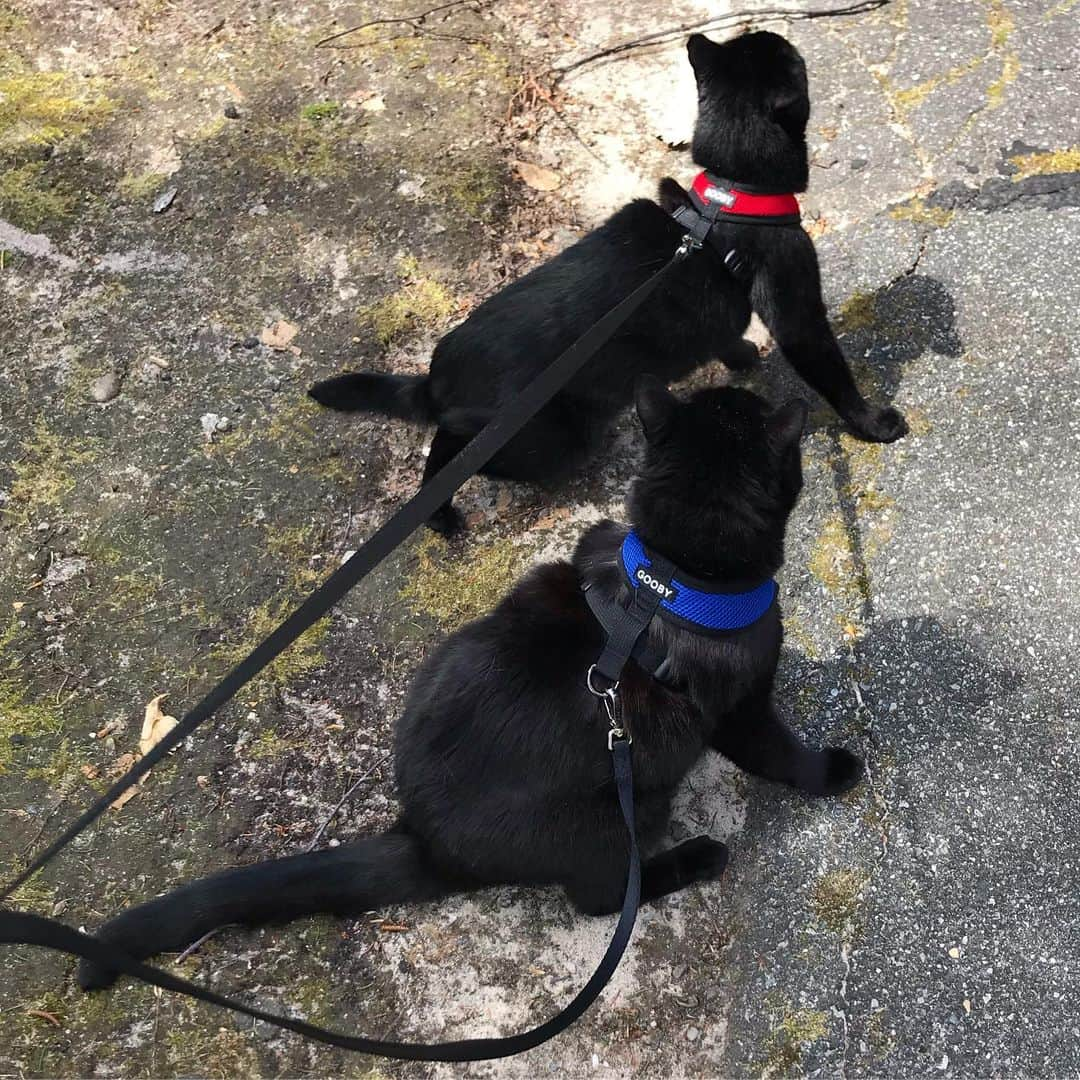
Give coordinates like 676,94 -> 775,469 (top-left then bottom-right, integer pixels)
24,1009 -> 62,1028
175,924 -> 234,964
306,753 -> 390,852
314,0 -> 482,49
554,1 -> 892,83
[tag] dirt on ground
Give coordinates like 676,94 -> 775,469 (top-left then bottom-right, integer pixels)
3,0 -> 1080,1078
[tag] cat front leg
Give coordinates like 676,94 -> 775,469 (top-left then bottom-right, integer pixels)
751,239 -> 908,444
564,837 -> 729,916
711,684 -> 864,797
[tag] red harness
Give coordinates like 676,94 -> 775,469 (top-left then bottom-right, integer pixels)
689,171 -> 801,224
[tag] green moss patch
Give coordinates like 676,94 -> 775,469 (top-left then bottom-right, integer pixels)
300,101 -> 341,122
810,867 -> 869,932
5,419 -> 94,522
358,255 -> 456,345
889,197 -> 954,228
0,616 -> 61,773
1009,146 -> 1080,180
401,533 -> 525,630
762,1009 -> 830,1077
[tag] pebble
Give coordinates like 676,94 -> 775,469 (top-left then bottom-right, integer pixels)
90,372 -> 121,403
224,103 -> 241,119
686,1026 -> 700,1042
200,412 -> 232,441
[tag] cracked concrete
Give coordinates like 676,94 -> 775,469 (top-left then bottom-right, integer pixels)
2,0 -> 1079,1076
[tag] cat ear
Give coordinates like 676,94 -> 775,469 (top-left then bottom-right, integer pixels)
768,86 -> 809,131
687,33 -> 723,78
766,398 -> 809,450
636,375 -> 678,440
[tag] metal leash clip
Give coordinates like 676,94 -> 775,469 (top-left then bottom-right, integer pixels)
676,232 -> 703,257
586,664 -> 632,750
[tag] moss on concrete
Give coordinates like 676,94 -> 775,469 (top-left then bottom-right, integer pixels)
889,197 -> 954,228
116,169 -> 169,201
5,419 -> 94,522
358,255 -> 456,345
0,161 -> 80,229
400,533 -> 525,630
810,867 -> 870,933
0,70 -> 114,151
836,290 -> 878,333
1009,146 -> 1080,180
762,1008 -> 830,1077
163,1024 -> 262,1078
300,101 -> 341,122
0,615 -> 62,773
430,157 -> 505,220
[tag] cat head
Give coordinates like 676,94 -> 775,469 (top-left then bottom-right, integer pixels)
687,30 -> 810,192
628,377 -> 807,582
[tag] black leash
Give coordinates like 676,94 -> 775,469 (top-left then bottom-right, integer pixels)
1,233 -> 698,904
0,233 -> 700,1062
0,740 -> 638,1062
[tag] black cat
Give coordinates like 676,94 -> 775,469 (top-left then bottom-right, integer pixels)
78,378 -> 863,991
309,31 -> 907,534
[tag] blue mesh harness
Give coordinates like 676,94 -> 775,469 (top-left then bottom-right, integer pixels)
619,531 -> 776,633
583,530 -> 777,687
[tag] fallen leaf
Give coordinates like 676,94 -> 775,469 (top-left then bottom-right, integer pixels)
534,507 -> 572,530
512,160 -> 562,192
804,216 -> 829,239
260,319 -> 300,353
109,786 -> 140,811
80,763 -> 100,780
108,752 -> 138,778
140,694 -> 178,759
108,695 -> 180,811
95,718 -> 123,740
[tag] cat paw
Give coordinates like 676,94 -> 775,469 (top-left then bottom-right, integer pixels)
77,957 -> 120,992
679,835 -> 730,884
426,504 -> 464,537
721,339 -> 761,372
820,747 -> 865,796
76,930 -> 142,992
847,405 -> 908,444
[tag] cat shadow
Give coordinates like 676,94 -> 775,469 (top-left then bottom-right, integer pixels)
733,273 -> 963,625
729,612 -> 1025,833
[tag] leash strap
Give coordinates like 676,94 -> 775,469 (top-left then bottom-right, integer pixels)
1,237 -> 697,903
0,741 -> 640,1062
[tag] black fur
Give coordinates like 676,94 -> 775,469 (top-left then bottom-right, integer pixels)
310,31 -> 907,534
78,379 -> 863,991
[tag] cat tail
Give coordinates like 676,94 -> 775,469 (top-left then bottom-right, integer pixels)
308,371 -> 434,421
77,831 -> 447,991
